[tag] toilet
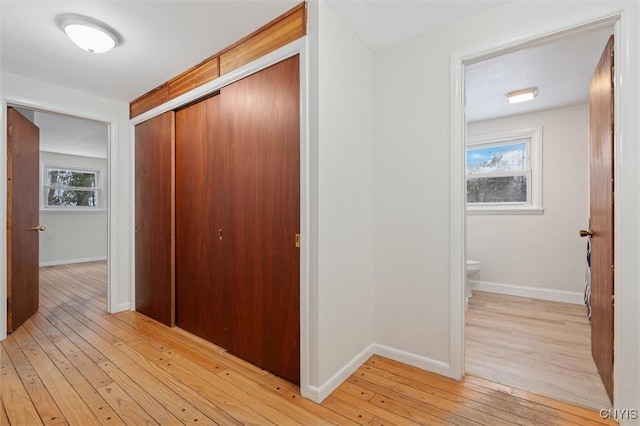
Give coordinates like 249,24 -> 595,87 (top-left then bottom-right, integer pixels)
465,259 -> 481,309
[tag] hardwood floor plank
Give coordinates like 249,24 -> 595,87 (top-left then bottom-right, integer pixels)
96,382 -> 158,426
22,317 -> 125,426
38,302 -> 232,425
465,375 -> 614,425
2,261 -> 617,426
39,287 -> 276,426
0,343 -> 44,426
3,335 -> 67,425
0,396 -> 11,425
38,289 -> 246,425
368,356 -> 581,425
346,376 -> 481,426
10,326 -> 99,425
332,388 -> 423,426
466,292 -> 611,411
352,365 -> 532,426
322,394 -> 374,425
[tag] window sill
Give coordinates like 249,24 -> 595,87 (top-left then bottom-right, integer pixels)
467,206 -> 544,215
40,209 -> 107,214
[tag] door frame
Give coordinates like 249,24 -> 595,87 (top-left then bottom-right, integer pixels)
449,13 -> 627,404
129,38 -> 312,398
0,99 -> 118,340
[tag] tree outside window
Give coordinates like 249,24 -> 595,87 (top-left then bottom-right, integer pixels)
43,165 -> 103,210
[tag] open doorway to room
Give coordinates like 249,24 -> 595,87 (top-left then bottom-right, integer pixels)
462,25 -> 614,410
9,106 -> 110,327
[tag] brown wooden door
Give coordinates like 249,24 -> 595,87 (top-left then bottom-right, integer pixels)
175,93 -> 231,347
6,107 -> 41,333
135,111 -> 175,327
589,35 -> 614,403
222,55 -> 300,383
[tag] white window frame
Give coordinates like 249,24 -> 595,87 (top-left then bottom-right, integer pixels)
41,163 -> 105,212
466,127 -> 543,215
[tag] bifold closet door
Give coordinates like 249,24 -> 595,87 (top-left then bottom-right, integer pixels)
135,111 -> 175,327
175,93 -> 230,348
223,55 -> 300,384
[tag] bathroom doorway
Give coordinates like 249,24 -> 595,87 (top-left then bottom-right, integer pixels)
462,24 -> 614,410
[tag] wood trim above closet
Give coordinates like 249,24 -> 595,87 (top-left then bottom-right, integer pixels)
130,83 -> 170,118
219,4 -> 306,75
129,2 -> 306,119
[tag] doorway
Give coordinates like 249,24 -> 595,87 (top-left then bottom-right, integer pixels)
4,105 -> 111,334
459,24 -> 615,409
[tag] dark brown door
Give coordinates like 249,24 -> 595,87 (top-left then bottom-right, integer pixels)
589,35 -> 614,403
6,107 -> 41,333
175,93 -> 230,347
135,111 -> 175,327
223,55 -> 300,383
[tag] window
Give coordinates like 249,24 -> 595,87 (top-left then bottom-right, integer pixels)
466,127 -> 542,214
42,164 -> 104,210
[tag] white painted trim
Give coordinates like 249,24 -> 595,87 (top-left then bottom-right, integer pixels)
467,206 -> 544,215
117,302 -> 130,312
374,344 -> 451,378
1,98 -> 118,341
39,256 -> 107,267
449,46 -> 466,380
307,344 -> 376,403
470,280 -> 585,305
128,37 -> 313,398
306,343 -> 450,403
449,10 -> 628,410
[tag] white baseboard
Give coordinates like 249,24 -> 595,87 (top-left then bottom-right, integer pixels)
307,343 -> 450,403
114,303 -> 130,313
39,256 -> 107,267
307,343 -> 376,403
470,280 -> 584,305
373,344 -> 450,377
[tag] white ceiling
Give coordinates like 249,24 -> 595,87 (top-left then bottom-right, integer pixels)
1,1 -> 512,104
465,25 -> 614,123
35,110 -> 108,159
0,0 -> 616,148
325,0 -> 507,51
1,1 -> 300,103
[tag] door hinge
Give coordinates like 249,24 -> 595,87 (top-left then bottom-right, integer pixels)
611,264 -> 615,271
295,233 -> 300,248
7,125 -> 12,137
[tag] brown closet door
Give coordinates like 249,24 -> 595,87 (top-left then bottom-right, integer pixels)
135,112 -> 175,326
223,55 -> 300,383
175,94 -> 230,347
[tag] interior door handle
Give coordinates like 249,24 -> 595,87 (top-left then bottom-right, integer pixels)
579,229 -> 593,237
30,225 -> 46,232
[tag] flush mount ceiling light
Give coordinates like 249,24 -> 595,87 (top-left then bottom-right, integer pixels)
506,87 -> 538,104
58,14 -> 120,53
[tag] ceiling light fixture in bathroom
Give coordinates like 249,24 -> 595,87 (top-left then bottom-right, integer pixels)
506,87 -> 538,104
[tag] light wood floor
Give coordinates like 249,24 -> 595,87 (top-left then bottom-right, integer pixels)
1,262 -> 615,425
466,291 -> 612,411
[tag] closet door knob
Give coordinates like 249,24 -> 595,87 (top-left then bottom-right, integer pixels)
579,229 -> 593,237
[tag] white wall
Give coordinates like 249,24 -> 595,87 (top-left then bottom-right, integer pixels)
467,104 -> 589,297
309,1 -> 376,398
374,1 -> 639,415
1,71 -> 132,335
39,152 -> 108,265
